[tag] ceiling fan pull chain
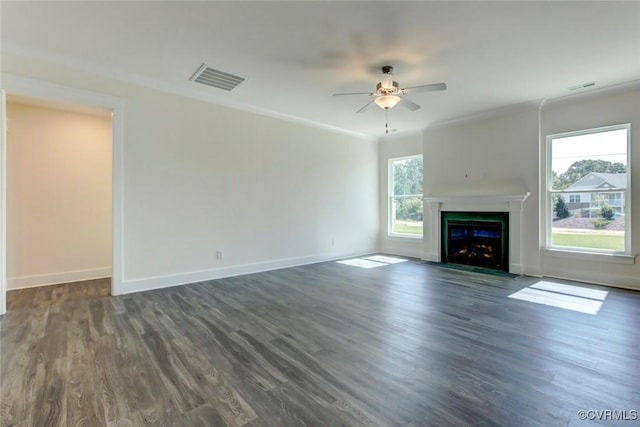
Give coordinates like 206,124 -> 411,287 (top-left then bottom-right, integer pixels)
385,108 -> 389,134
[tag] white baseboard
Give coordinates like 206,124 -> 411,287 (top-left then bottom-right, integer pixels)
379,248 -> 425,259
422,251 -> 440,262
8,267 -> 112,290
542,271 -> 640,292
509,263 -> 525,275
114,248 -> 377,295
379,242 -> 425,260
523,267 -> 544,277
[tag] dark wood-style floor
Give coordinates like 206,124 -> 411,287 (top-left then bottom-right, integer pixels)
1,259 -> 639,426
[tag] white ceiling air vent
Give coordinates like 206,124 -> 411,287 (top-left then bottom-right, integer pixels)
568,81 -> 596,91
190,64 -> 245,91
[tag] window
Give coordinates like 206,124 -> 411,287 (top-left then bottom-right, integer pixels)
546,124 -> 630,253
389,155 -> 423,237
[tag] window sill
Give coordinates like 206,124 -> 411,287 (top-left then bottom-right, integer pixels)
542,248 -> 636,265
387,234 -> 423,240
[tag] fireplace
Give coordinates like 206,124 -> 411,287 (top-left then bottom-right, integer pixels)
441,212 -> 509,271
423,193 -> 529,274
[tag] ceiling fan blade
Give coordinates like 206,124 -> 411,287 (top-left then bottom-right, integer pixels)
402,82 -> 447,94
356,100 -> 376,114
398,97 -> 421,111
332,92 -> 374,96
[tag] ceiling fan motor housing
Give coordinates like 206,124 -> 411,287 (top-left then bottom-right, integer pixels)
376,81 -> 399,95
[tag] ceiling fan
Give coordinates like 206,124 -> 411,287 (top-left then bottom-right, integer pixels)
333,65 -> 447,133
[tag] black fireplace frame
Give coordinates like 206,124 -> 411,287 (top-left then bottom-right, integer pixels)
441,211 -> 509,271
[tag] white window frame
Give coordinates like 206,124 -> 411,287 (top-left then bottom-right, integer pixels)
545,123 -> 631,256
388,154 -> 423,239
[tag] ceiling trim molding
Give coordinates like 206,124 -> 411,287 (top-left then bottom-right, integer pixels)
419,79 -> 640,133
4,41 -> 637,141
424,99 -> 542,131
541,79 -> 640,109
374,76 -> 640,134
2,42 -> 374,141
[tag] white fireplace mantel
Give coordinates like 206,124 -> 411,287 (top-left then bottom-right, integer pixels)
423,192 -> 530,274
423,192 -> 530,206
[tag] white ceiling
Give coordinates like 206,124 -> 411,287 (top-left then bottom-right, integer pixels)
2,1 -> 640,138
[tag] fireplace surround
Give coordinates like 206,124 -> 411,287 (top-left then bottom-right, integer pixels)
423,193 -> 530,274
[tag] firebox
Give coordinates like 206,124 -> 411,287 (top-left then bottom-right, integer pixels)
441,212 -> 509,271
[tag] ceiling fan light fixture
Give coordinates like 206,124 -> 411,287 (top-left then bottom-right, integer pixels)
375,95 -> 401,110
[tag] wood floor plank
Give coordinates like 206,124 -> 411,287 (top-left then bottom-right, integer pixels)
108,311 -> 181,426
92,333 -> 146,427
180,403 -> 229,426
169,335 -> 258,427
2,259 -> 640,426
66,318 -> 106,427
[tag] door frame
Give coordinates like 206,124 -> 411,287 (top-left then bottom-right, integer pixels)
0,74 -> 125,314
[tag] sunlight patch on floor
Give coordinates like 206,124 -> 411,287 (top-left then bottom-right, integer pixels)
337,255 -> 407,269
362,255 -> 408,264
508,280 -> 608,315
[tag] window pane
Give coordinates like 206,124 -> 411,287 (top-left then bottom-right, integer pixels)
550,126 -> 628,252
389,155 -> 423,237
391,157 -> 423,196
551,128 -> 627,190
551,193 -> 625,251
391,197 -> 423,236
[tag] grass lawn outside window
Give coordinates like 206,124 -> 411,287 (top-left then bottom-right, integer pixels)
551,217 -> 625,251
392,220 -> 423,236
552,230 -> 624,251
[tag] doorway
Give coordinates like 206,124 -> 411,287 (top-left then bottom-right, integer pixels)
6,95 -> 113,294
0,75 -> 124,314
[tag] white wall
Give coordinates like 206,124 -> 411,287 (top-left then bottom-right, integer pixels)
540,86 -> 640,288
1,54 -> 379,294
123,90 -> 379,290
378,130 -> 424,258
414,85 -> 640,289
6,52 -> 635,293
422,108 -> 541,275
6,101 -> 112,289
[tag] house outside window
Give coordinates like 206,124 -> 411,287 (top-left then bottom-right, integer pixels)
547,124 -> 630,253
389,155 -> 423,237
562,173 -> 626,218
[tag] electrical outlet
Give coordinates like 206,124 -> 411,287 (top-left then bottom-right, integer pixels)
331,239 -> 335,246
216,250 -> 224,260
